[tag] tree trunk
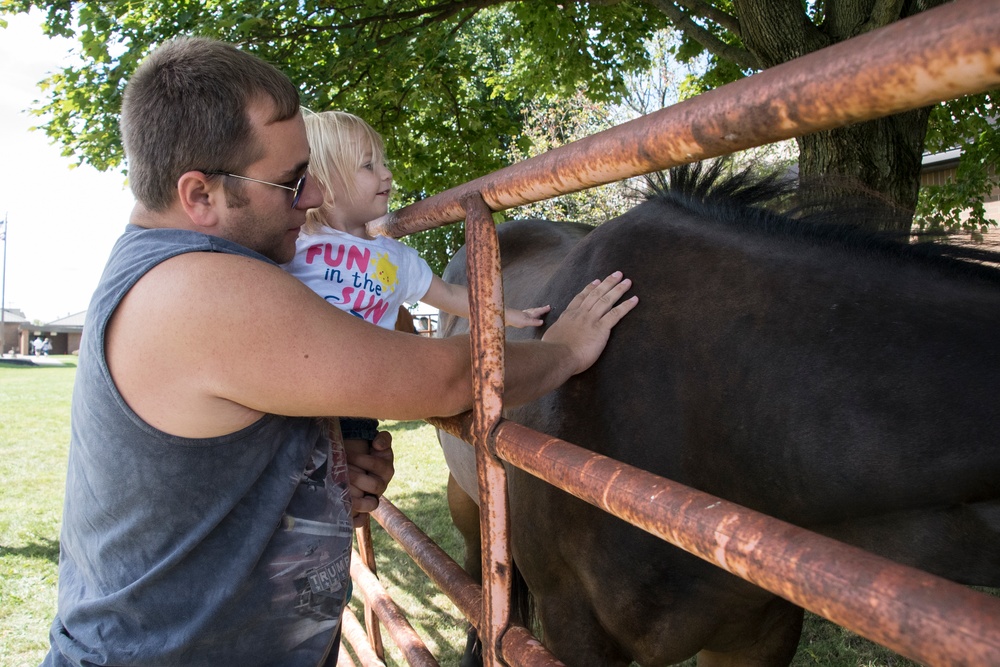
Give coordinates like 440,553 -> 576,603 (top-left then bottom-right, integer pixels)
797,108 -> 932,232
727,0 -> 945,233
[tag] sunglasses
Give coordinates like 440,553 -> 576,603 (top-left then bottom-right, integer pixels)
203,170 -> 307,208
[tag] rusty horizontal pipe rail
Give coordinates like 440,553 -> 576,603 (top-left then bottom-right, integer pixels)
447,418 -> 999,667
372,498 -> 481,623
429,414 -> 475,444
369,0 -> 1000,239
350,549 -> 440,667
337,643 -> 357,667
374,493 -> 568,666
500,626 -> 568,667
341,608 -> 386,667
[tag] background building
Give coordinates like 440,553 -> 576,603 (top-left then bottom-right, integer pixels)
1,308 -> 29,355
18,310 -> 86,355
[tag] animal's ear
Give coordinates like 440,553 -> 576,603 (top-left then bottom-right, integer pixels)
177,171 -> 224,229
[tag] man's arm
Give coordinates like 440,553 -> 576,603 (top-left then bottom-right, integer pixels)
106,252 -> 635,438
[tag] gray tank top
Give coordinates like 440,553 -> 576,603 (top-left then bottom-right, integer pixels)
43,226 -> 354,666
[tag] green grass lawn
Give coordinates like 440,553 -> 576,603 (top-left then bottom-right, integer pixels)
0,359 -> 973,666
0,359 -> 76,667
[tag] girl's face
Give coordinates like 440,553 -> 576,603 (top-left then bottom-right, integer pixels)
330,148 -> 392,235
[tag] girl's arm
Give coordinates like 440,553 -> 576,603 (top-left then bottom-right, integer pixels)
420,275 -> 471,317
421,275 -> 551,328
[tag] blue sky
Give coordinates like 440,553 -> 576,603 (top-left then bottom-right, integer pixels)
0,10 -> 135,323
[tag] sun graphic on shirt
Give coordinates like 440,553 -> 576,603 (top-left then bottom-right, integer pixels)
371,252 -> 400,293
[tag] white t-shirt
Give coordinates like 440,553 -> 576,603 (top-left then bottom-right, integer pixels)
283,228 -> 434,329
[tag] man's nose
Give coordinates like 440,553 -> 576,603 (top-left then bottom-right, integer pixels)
295,173 -> 324,210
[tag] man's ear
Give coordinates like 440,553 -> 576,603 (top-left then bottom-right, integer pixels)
177,171 -> 223,229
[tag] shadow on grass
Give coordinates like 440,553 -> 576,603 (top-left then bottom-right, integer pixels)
0,537 -> 60,563
0,360 -> 77,368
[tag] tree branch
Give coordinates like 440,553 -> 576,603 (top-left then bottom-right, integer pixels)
643,0 -> 760,70
313,0 -> 507,34
673,0 -> 741,35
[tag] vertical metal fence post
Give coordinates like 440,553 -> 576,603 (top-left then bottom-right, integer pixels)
354,521 -> 384,659
461,192 -> 513,666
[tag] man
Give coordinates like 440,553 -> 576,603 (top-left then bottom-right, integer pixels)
43,37 -> 637,667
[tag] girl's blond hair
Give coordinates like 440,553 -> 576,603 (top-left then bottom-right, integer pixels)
302,109 -> 387,234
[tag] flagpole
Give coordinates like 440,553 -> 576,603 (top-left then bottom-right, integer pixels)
1,212 -> 7,355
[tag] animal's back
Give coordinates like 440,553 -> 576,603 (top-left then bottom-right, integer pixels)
528,204 -> 1000,508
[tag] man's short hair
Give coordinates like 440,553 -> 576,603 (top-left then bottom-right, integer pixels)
121,37 -> 301,211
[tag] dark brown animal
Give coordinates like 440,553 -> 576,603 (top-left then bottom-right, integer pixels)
438,164 -> 1000,666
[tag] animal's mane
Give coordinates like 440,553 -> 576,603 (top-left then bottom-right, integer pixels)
646,160 -> 1000,285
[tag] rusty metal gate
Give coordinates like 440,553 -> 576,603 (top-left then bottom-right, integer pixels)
341,2 -> 1000,665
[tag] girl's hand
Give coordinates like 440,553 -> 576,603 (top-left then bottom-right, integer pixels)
505,304 -> 551,328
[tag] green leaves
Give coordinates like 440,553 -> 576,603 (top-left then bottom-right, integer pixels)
915,92 -> 999,235
5,0 -> 995,243
4,1 -> 663,193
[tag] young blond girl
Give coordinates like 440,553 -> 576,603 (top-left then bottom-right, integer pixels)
282,110 -> 549,451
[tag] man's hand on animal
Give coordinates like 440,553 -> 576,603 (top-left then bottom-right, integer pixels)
542,271 -> 638,376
